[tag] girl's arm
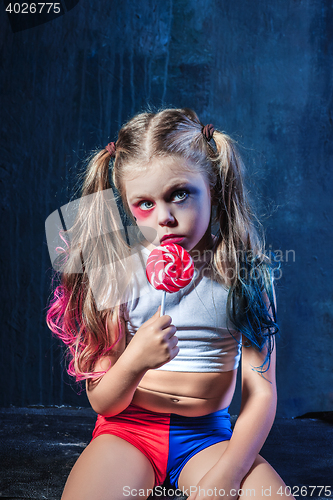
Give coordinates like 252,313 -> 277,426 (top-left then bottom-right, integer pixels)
86,317 -> 140,417
213,287 -> 278,483
86,308 -> 178,417
218,336 -> 277,482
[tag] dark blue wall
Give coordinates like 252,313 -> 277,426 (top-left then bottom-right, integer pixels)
1,0 -> 332,417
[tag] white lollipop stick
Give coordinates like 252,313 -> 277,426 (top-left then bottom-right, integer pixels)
160,291 -> 166,316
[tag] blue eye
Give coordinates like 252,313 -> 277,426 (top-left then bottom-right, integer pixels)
173,190 -> 189,202
139,200 -> 154,211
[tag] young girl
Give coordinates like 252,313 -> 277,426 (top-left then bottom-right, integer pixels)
47,108 -> 293,500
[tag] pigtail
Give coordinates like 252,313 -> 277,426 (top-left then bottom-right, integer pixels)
82,149 -> 112,194
47,149 -> 132,381
212,131 -> 279,373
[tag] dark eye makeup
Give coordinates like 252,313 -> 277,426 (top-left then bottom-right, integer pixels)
172,189 -> 189,202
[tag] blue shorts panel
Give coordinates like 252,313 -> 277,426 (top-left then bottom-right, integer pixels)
166,407 -> 232,489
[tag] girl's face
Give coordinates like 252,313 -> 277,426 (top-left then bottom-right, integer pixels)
124,156 -> 213,254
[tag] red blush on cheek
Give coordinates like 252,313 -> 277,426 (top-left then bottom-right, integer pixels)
131,206 -> 151,220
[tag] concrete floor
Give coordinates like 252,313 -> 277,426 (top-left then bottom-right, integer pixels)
0,408 -> 332,500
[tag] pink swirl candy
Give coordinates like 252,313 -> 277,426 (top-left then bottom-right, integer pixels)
146,243 -> 194,293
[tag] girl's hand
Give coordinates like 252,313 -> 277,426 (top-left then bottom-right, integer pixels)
124,307 -> 179,371
187,463 -> 241,500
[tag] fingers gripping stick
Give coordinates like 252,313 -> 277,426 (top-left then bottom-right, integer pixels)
145,243 -> 194,316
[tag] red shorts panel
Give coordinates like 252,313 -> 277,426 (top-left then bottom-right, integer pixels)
91,404 -> 171,487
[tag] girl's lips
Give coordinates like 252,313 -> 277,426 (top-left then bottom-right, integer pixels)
160,236 -> 185,245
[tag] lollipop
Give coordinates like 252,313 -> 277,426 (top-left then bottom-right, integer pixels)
146,243 -> 194,315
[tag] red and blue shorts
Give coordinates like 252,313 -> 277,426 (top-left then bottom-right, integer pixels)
91,403 -> 232,488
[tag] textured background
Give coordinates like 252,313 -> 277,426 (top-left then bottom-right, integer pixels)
0,0 -> 332,417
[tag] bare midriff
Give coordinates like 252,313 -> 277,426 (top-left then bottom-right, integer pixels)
132,369 -> 238,417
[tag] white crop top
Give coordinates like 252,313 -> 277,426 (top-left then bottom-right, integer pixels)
120,245 -> 242,372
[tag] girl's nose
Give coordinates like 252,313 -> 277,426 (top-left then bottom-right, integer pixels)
157,204 -> 175,226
